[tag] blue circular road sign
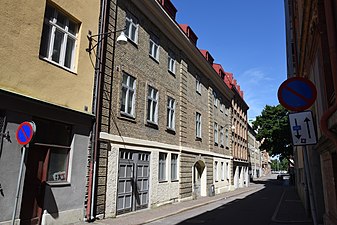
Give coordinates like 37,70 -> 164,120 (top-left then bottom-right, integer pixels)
16,122 -> 36,145
278,77 -> 317,111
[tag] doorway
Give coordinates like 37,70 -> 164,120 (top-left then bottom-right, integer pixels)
19,145 -> 48,225
116,150 -> 150,215
193,160 -> 206,197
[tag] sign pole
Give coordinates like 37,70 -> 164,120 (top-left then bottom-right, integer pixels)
11,145 -> 27,225
303,145 -> 317,225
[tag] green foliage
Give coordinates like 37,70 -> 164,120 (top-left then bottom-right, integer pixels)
271,158 -> 289,171
252,104 -> 293,158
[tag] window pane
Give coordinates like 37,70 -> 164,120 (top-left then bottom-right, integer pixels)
64,37 -> 74,68
39,23 -> 51,57
52,29 -> 64,63
56,12 -> 66,28
68,20 -> 76,35
47,148 -> 69,182
127,90 -> 133,114
131,25 -> 136,41
121,87 -> 127,112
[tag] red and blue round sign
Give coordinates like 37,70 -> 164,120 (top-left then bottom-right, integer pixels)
278,77 -> 317,111
16,121 -> 36,145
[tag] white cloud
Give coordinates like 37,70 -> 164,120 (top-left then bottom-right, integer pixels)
236,67 -> 279,120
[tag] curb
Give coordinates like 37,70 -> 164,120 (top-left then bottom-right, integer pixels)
141,184 -> 264,225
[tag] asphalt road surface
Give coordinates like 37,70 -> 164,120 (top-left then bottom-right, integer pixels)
146,175 -> 313,225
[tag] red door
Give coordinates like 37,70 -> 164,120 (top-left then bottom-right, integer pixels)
19,145 -> 49,225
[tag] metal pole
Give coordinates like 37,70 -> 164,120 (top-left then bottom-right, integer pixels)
303,145 -> 317,225
11,146 -> 27,225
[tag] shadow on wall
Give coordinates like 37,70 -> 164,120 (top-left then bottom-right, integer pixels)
43,183 -> 59,219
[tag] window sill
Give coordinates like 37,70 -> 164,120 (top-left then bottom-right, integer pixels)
220,144 -> 224,148
214,143 -> 218,146
127,38 -> 139,48
149,55 -> 160,64
119,113 -> 136,123
39,56 -> 77,75
146,121 -> 159,129
166,128 -> 176,135
195,137 -> 202,142
47,181 -> 71,187
171,179 -> 179,183
168,70 -> 176,77
159,180 -> 168,183
196,91 -> 201,95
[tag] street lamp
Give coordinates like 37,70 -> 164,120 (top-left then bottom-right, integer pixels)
86,27 -> 127,53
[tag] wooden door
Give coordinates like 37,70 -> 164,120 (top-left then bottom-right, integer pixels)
19,145 -> 48,225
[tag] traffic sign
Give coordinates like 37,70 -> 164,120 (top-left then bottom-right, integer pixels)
16,121 -> 36,145
278,77 -> 317,111
288,111 -> 317,146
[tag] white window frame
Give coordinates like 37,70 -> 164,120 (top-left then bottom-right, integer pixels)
215,161 -> 218,182
213,91 -> 218,107
159,152 -> 167,181
168,51 -> 176,74
214,122 -> 218,145
147,86 -> 159,124
167,97 -> 175,130
225,128 -> 229,147
121,73 -> 136,117
196,76 -> 201,94
221,162 -> 225,181
226,162 -> 230,180
149,34 -> 160,61
40,4 -> 78,71
220,126 -> 224,147
196,112 -> 202,138
125,12 -> 139,43
171,153 -> 178,181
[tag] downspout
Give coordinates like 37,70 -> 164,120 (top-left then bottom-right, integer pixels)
86,0 -> 108,221
320,0 -> 337,147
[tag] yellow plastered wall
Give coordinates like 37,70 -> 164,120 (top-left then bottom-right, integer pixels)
0,0 -> 100,113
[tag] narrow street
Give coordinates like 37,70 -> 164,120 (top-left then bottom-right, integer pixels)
146,175 -> 312,225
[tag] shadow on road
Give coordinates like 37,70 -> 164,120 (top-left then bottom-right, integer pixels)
176,177 -> 312,225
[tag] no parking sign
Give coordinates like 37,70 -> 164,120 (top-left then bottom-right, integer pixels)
16,121 -> 36,145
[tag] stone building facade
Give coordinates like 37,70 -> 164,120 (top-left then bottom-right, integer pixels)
92,0 -> 247,219
284,0 -> 337,224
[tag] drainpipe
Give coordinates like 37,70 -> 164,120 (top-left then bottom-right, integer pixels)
320,0 -> 337,147
86,0 -> 108,221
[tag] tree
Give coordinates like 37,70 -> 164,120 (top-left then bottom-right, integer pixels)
252,104 -> 293,159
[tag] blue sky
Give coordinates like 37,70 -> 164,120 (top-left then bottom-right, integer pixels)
171,0 -> 287,120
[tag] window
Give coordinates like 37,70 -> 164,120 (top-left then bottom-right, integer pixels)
125,12 -> 138,43
221,162 -> 225,181
159,152 -> 167,181
167,97 -> 175,130
196,76 -> 201,94
171,154 -> 178,180
214,122 -> 218,145
215,161 -> 218,182
39,4 -> 78,70
121,73 -> 136,117
33,118 -> 72,184
196,112 -> 202,138
47,147 -> 70,182
168,51 -> 176,74
213,91 -> 218,107
226,162 -> 230,180
147,86 -> 159,124
149,34 -> 159,61
220,126 -> 224,147
225,128 -> 229,147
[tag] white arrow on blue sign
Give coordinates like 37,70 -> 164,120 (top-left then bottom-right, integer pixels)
288,111 -> 317,146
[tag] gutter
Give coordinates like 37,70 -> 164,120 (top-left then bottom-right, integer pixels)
86,0 -> 108,221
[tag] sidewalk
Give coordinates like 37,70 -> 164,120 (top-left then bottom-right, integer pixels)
72,175 -> 312,225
